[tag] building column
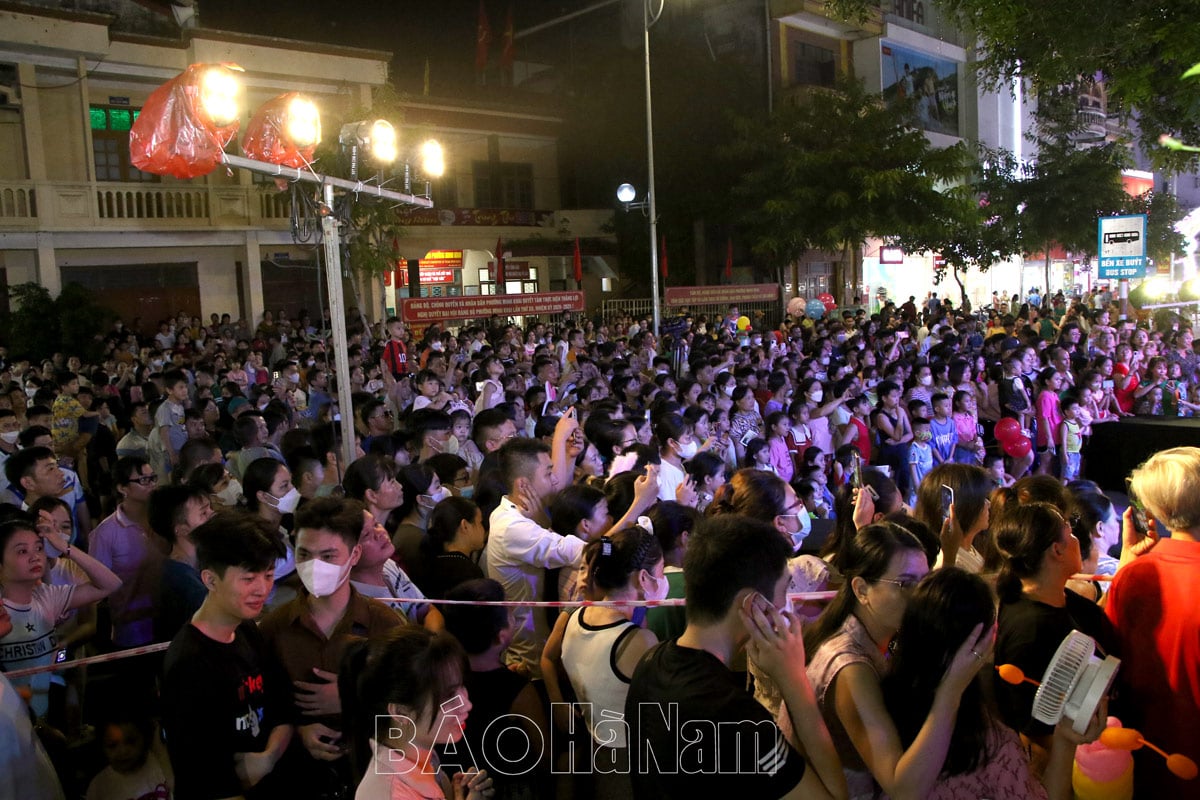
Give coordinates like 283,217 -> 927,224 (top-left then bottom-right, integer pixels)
241,232 -> 264,328
18,63 -> 46,181
35,232 -> 60,295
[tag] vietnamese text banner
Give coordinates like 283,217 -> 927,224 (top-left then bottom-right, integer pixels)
664,283 -> 780,306
401,291 -> 585,323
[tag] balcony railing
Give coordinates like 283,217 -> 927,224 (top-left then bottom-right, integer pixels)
0,182 -> 36,220
0,179 -> 294,231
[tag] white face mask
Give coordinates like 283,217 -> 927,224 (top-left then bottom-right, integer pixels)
783,508 -> 812,549
919,374 -> 933,386
269,487 -> 301,514
809,389 -> 824,403
675,439 -> 698,459
0,431 -> 18,445
642,570 -> 670,602
421,486 -> 452,509
296,557 -> 353,598
288,372 -> 300,384
722,385 -> 735,398
216,479 -> 243,507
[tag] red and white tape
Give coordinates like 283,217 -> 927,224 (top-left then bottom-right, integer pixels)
2,591 -> 838,679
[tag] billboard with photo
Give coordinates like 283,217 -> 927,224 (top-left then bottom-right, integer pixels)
880,41 -> 960,137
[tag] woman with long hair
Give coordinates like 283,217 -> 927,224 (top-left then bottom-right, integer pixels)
883,568 -> 1104,800
991,502 -> 1119,747
913,463 -> 992,572
799,522 -> 989,799
339,628 -> 494,799
241,456 -> 300,607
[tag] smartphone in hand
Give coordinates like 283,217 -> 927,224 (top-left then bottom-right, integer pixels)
940,484 -> 955,520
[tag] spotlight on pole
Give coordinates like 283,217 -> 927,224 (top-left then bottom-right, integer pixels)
130,62 -> 244,178
420,139 -> 445,178
339,119 -> 398,179
241,93 -> 321,168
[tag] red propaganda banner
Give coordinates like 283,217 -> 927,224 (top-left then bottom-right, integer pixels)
398,267 -> 456,285
664,284 -> 780,307
487,261 -> 530,280
401,291 -> 584,323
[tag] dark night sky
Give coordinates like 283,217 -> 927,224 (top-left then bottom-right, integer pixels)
198,0 -> 631,96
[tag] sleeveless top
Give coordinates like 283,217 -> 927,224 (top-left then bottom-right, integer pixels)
561,610 -> 640,749
800,615 -> 891,800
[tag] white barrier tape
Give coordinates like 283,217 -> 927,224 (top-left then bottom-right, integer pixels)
1,591 -> 840,679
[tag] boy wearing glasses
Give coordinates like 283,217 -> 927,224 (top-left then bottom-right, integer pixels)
89,456 -> 167,647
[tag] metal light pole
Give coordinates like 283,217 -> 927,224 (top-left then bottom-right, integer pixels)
221,153 -> 432,467
643,0 -> 664,338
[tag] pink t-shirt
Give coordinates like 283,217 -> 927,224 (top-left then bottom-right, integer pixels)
768,436 -> 794,483
923,724 -> 1047,800
1036,389 -> 1062,448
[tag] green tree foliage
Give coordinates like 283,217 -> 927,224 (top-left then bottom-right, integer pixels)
3,282 -> 116,362
934,0 -> 1200,170
727,77 -> 971,304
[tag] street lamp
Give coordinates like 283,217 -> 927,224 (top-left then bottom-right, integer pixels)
615,181 -> 659,329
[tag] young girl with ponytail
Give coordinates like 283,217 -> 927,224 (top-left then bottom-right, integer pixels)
559,525 -> 666,799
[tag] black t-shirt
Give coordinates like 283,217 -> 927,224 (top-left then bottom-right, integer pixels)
162,621 -> 290,800
994,589 -> 1120,737
626,639 -> 806,800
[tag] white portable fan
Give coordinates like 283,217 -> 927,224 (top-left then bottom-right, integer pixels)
1030,630 -> 1120,734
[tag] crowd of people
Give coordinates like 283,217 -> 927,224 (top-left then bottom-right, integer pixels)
0,291 -> 1197,800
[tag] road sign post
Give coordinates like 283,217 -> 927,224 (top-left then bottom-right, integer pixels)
1098,214 -> 1147,319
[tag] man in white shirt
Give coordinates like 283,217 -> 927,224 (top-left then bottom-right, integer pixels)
485,437 -> 579,677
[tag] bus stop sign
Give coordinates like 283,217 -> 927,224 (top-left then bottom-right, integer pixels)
1097,214 -> 1147,279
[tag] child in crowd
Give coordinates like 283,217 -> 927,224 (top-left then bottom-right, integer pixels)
85,713 -> 173,800
1059,396 -> 1084,481
785,399 -> 813,477
765,411 -> 794,482
928,392 -> 957,466
745,437 -> 774,474
951,390 -> 985,464
984,451 -> 1014,489
908,417 -> 934,504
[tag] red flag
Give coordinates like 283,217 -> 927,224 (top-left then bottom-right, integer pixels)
725,236 -> 733,280
494,235 -> 506,293
475,0 -> 492,73
500,5 -> 516,71
660,234 -> 669,279
573,237 -> 583,283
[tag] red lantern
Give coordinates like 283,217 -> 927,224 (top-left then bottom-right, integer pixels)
994,417 -> 1022,444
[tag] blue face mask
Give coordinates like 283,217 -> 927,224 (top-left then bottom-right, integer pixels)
458,485 -> 475,500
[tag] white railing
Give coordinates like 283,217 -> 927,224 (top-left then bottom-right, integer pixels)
0,179 -> 299,229
95,185 -> 209,220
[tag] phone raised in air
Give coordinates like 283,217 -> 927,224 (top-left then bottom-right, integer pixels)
852,452 -> 878,499
940,484 -> 955,520
1125,477 -> 1149,536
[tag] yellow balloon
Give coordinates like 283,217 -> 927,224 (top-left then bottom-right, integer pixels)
737,315 -> 750,331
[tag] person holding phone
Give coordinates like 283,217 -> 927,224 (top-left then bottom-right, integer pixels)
627,515 -> 847,800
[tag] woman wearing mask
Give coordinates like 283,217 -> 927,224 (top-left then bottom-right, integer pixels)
560,526 -> 665,799
390,463 -> 449,586
242,456 -> 301,608
708,469 -> 826,714
653,413 -> 698,502
801,376 -> 850,461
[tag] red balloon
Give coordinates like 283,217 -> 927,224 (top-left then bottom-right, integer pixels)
994,417 -> 1022,444
1003,436 -> 1032,459
818,292 -> 837,311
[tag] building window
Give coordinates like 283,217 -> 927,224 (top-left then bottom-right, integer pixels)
473,161 -> 534,209
91,106 -> 157,182
793,43 -> 836,88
